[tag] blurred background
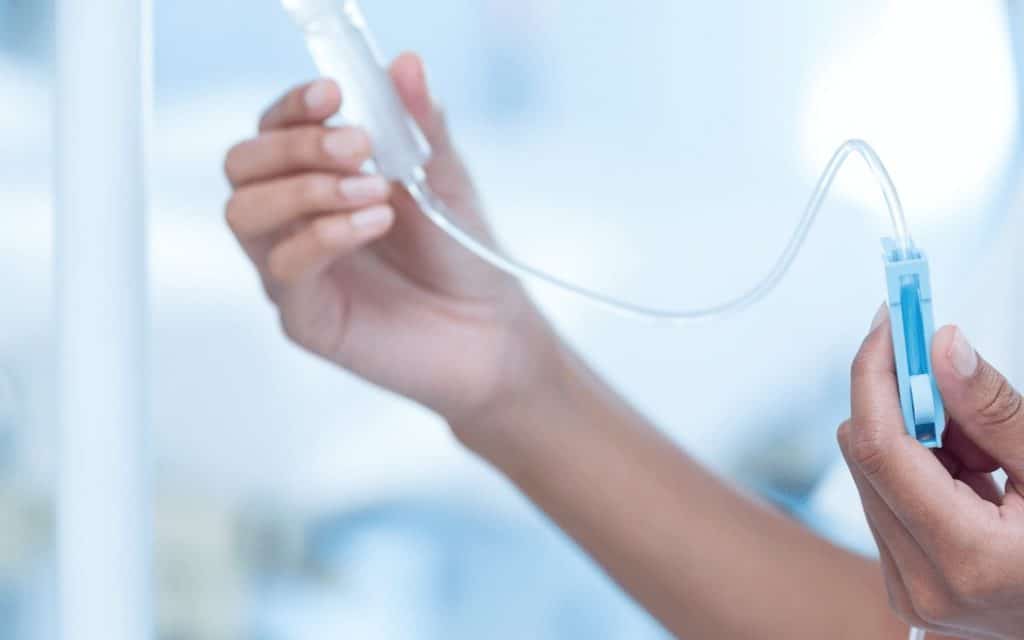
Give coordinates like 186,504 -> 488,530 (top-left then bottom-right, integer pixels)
2,0 -> 1024,638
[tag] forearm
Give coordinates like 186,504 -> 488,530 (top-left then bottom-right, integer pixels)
452,345 -> 910,640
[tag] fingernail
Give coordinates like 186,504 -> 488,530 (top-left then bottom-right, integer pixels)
949,328 -> 979,378
323,129 -> 366,160
304,80 -> 333,111
350,205 -> 394,231
340,176 -> 390,202
869,303 -> 888,333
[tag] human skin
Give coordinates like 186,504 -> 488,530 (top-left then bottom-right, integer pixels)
840,312 -> 1024,639
223,52 -> 994,639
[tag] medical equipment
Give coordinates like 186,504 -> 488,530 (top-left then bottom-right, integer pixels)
281,0 -> 940,432
280,2 -> 936,633
281,0 -> 920,318
883,241 -> 946,447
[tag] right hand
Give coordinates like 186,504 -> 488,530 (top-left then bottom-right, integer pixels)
840,311 -> 1024,639
224,53 -> 559,424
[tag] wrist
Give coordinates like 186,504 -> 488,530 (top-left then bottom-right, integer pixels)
446,319 -> 588,468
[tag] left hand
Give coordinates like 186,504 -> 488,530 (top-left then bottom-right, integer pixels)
839,305 -> 1024,639
223,54 -> 554,425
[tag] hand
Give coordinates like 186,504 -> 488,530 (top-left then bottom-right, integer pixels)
223,53 -> 557,423
839,306 -> 1024,639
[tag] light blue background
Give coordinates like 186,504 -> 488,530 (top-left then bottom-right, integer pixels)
1,1 -> 1022,637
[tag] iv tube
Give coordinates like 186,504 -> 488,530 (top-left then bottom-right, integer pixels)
280,0 -> 916,325
283,2 -> 928,636
405,139 -> 916,324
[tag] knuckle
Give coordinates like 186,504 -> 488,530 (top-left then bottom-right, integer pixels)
278,310 -> 319,350
260,277 -> 280,304
847,420 -> 888,477
257,107 -> 275,133
284,129 -> 320,167
223,143 -> 245,184
278,312 -> 301,344
259,86 -> 300,131
258,101 -> 282,132
223,194 -> 245,234
976,370 -> 1023,430
295,174 -> 338,210
312,216 -> 347,247
836,420 -> 853,451
266,250 -> 293,286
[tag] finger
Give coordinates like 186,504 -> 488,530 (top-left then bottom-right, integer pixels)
389,53 -> 481,207
840,422 -> 941,596
840,424 -> 966,635
941,419 -> 999,474
265,205 -> 395,286
847,306 -> 989,550
960,471 -> 1003,505
390,52 -> 449,150
388,53 -> 493,244
840,424 -> 928,628
933,448 -> 1002,504
866,522 -> 947,635
225,126 -> 372,187
871,521 -> 927,630
932,326 -> 1024,485
1004,478 -> 1024,513
227,173 -> 392,239
259,79 -> 341,133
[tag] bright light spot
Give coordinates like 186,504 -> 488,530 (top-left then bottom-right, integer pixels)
800,1 -> 1017,225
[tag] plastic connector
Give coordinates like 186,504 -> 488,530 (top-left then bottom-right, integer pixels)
882,239 -> 945,448
283,0 -> 432,182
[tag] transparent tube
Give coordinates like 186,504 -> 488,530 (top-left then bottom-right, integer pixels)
281,0 -> 915,324
405,138 -> 915,324
909,628 -> 927,640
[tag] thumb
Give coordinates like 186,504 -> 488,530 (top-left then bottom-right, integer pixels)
388,52 -> 480,209
932,325 -> 1024,483
389,52 -> 456,162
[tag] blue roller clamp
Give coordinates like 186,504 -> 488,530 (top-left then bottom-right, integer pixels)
882,239 -> 946,448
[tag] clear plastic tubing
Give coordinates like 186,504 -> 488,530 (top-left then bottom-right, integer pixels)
286,3 -> 928,637
282,0 -> 917,325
